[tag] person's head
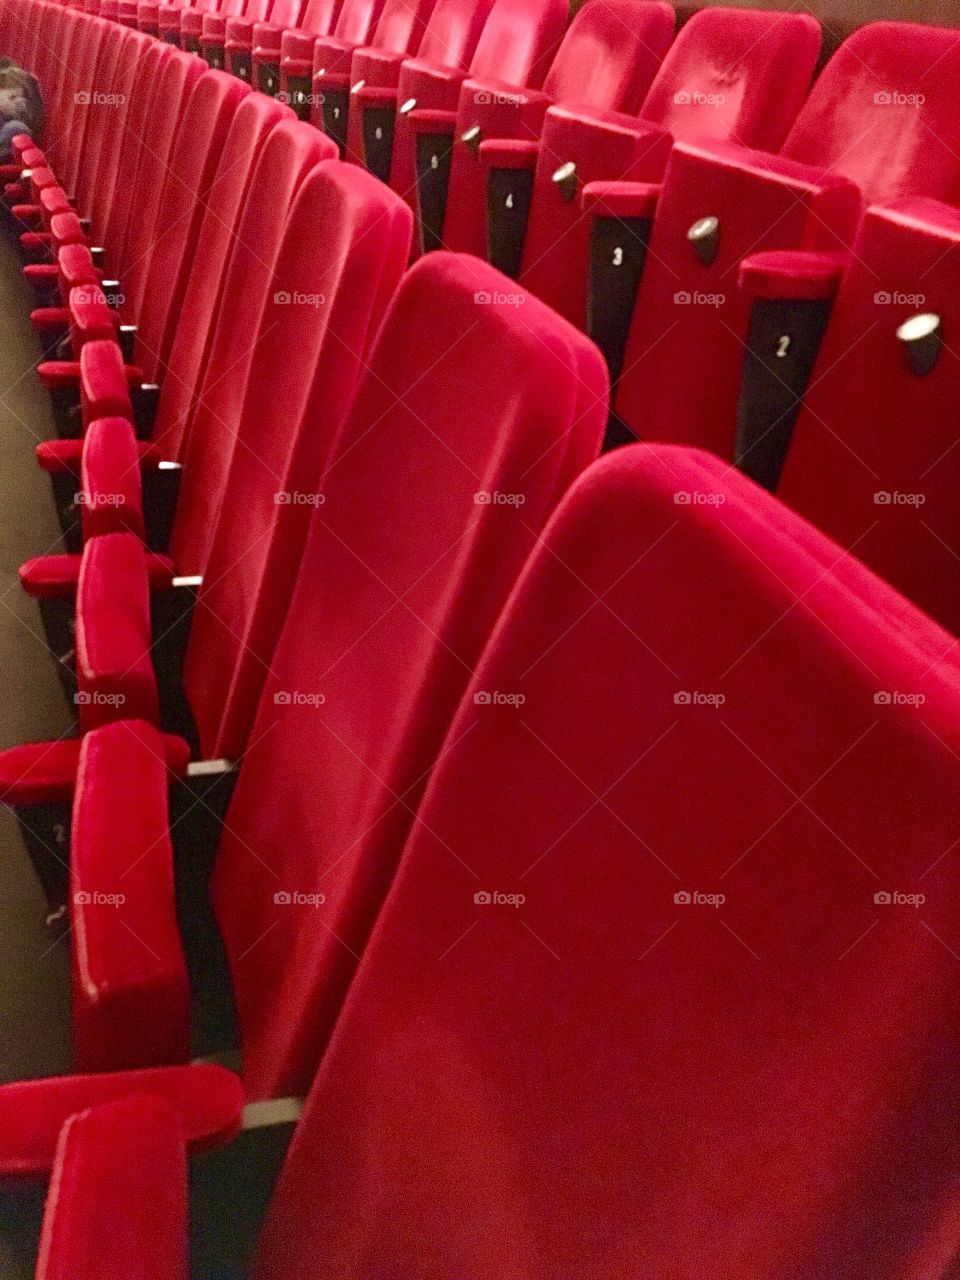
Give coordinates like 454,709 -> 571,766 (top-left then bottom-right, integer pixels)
0,64 -> 42,134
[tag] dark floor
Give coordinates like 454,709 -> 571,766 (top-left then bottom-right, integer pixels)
0,229 -> 73,1086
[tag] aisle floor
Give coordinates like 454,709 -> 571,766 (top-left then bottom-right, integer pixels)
0,229 -> 73,1086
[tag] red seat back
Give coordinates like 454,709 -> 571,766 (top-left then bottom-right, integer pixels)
543,0 -> 673,117
778,197 -> 960,637
162,122 -> 335,558
182,163 -> 413,759
127,70 -> 251,379
467,0 -> 566,89
517,7 -> 821,328
643,6 -> 821,152
151,92 -> 297,463
209,255 -> 607,1099
255,443 -> 960,1279
783,21 -> 960,208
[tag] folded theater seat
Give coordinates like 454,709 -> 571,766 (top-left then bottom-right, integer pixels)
268,0 -> 343,114
19,122 -> 341,709
8,23 -> 163,228
304,0 -> 401,147
30,69 -> 249,444
315,0 -> 440,161
34,91 -> 297,548
17,43 -> 208,320
485,4 -> 820,349
407,0 -> 675,258
752,198 -> 960,640
159,0 -> 216,48
0,255 -> 606,1101
11,444 -> 960,1278
222,0 -> 305,83
369,0 -> 566,211
11,22 -> 168,267
606,19 -> 960,451
198,0 -> 271,70
345,0 -> 496,177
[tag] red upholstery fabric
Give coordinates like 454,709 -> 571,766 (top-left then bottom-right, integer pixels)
277,0 -> 343,85
35,1097 -> 188,1280
436,0 -> 675,256
150,121 -> 333,465
613,19 -> 960,446
341,0 -> 450,164
126,71 -> 252,384
0,1063 -> 240,1178
517,8 -> 821,326
119,97 -> 305,470
78,417 -> 146,540
738,249 -> 849,301
211,254 -> 606,1097
580,176 -> 661,218
778,197 -> 960,636
71,720 -> 189,1072
783,22 -> 960,209
79,340 -> 140,425
19,550 -> 174,600
0,732 -> 190,809
613,140 -> 859,454
256,443 -> 960,1279
386,0 -> 566,213
74,534 -> 160,730
180,160 -> 412,758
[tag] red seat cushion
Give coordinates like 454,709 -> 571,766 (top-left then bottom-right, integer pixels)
35,1096 -> 188,1280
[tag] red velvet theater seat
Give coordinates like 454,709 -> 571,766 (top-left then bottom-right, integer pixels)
312,0 -> 435,154
503,5 -> 821,332
341,0 -> 495,169
306,0 -> 412,146
223,0 -> 304,83
159,0 -> 216,48
764,198 -> 960,639
196,0 -> 253,67
22,443 -> 960,1277
16,26 -> 167,249
274,0 -> 345,116
18,124 -> 343,719
33,71 -> 250,424
85,159 -> 410,750
57,254 -> 606,1086
21,48 -> 207,322
378,0 -> 566,218
610,20 -> 960,454
251,0 -> 342,96
408,0 -> 676,258
33,92 -> 296,546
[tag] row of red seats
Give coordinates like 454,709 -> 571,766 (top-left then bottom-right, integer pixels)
0,2 -> 958,1276
27,0 -> 960,642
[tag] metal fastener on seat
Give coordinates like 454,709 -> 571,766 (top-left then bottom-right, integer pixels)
461,124 -> 481,153
552,161 -> 577,202
399,97 -> 417,114
897,312 -> 942,376
687,215 -> 720,265
350,78 -> 365,95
